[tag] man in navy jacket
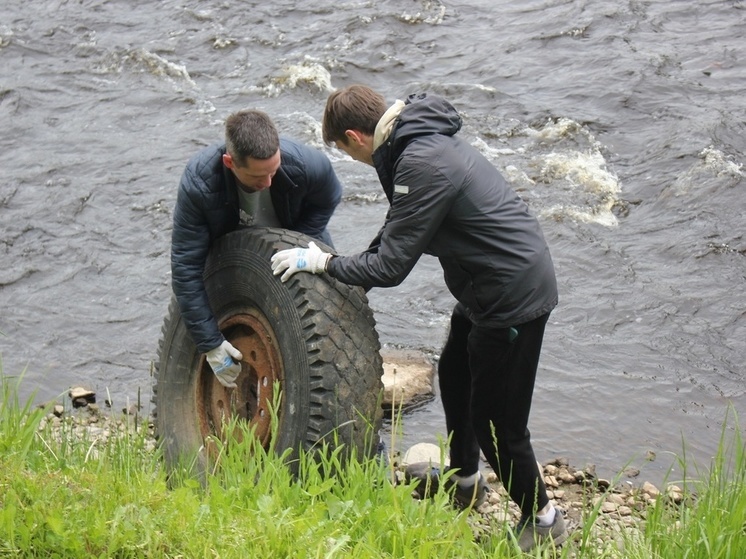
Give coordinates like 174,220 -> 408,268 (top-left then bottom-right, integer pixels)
171,109 -> 342,387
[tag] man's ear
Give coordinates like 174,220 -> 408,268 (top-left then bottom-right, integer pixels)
344,129 -> 366,146
222,153 -> 234,170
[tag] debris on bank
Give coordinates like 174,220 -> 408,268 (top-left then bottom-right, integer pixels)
37,386 -> 156,453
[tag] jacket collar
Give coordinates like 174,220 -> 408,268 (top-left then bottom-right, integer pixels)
373,100 -> 406,152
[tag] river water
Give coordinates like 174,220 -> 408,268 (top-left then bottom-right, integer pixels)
1,0 -> 744,485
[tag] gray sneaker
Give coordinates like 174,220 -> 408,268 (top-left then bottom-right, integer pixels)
515,507 -> 568,552
403,462 -> 490,509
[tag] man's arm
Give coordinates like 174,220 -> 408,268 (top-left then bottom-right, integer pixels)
274,154 -> 456,288
171,168 -> 224,354
325,156 -> 454,287
288,141 -> 343,243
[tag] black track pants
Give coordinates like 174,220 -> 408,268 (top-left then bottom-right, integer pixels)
438,303 -> 550,516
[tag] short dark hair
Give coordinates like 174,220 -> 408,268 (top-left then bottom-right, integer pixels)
322,85 -> 387,146
225,109 -> 280,166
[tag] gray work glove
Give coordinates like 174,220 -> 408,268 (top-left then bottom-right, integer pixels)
206,340 -> 243,388
270,241 -> 332,283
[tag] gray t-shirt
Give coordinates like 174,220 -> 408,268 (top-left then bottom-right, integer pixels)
237,187 -> 281,228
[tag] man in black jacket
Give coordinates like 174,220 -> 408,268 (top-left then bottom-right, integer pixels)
271,86 -> 567,552
172,109 -> 342,388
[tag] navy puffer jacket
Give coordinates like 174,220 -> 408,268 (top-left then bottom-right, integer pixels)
172,138 -> 342,352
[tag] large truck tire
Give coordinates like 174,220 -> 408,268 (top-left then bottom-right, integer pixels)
153,227 -> 384,480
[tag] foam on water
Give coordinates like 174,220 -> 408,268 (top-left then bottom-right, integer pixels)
471,117 -> 622,226
123,48 -> 196,85
265,58 -> 334,97
0,25 -> 12,47
701,147 -> 743,180
666,146 -> 744,200
397,1 -> 447,25
275,111 -> 327,149
537,150 -> 621,227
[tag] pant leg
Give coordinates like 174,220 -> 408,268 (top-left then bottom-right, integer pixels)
438,303 -> 481,475
468,313 -> 551,517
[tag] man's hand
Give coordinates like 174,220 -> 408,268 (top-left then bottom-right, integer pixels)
206,340 -> 243,388
271,241 -> 332,283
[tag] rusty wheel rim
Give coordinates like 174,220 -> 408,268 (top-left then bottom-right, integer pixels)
197,309 -> 282,450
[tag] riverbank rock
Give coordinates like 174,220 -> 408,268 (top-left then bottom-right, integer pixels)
69,386 -> 96,408
401,442 -> 447,467
380,348 -> 435,411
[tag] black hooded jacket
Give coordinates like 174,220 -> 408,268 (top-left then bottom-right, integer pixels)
172,138 -> 342,352
326,93 -> 557,327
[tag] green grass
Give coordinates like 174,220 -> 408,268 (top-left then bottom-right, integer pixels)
639,414 -> 745,559
0,367 -> 743,558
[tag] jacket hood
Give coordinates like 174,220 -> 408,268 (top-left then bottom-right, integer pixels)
372,93 -> 463,196
387,93 -> 462,154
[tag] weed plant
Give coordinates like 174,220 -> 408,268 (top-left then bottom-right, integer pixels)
0,368 -> 743,558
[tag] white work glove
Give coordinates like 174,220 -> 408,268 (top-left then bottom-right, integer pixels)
271,241 -> 332,283
205,340 -> 243,388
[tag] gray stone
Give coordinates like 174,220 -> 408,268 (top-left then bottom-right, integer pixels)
642,481 -> 660,497
401,442 -> 447,467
